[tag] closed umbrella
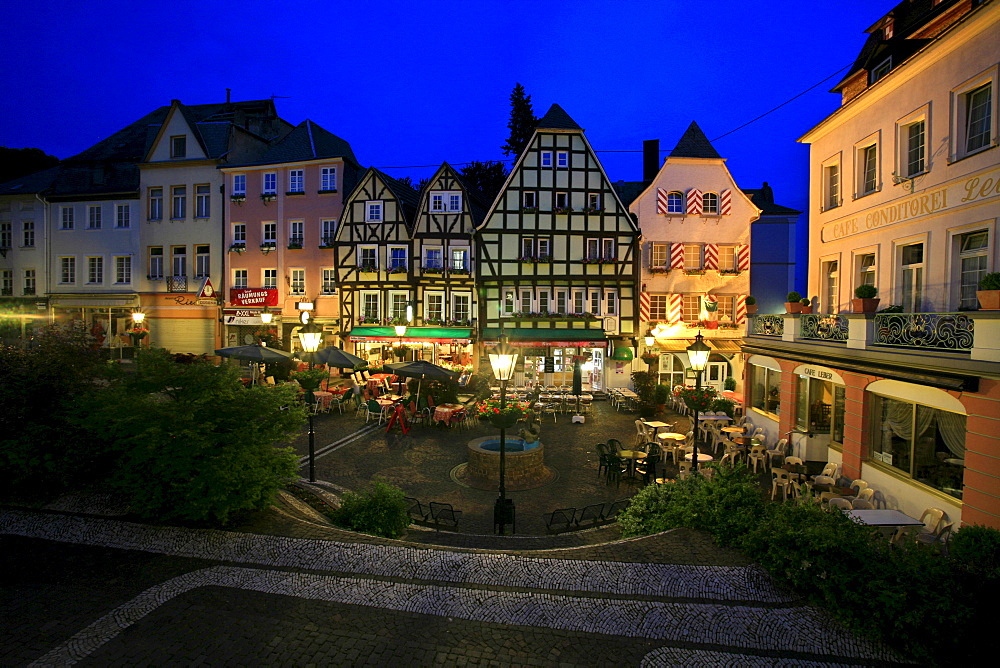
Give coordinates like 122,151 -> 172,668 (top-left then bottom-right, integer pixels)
572,358 -> 583,415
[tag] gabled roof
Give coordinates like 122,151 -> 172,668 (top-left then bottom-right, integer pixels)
668,121 -> 721,159
536,104 -> 582,131
0,165 -> 60,196
258,119 -> 360,168
365,168 -> 421,224
743,183 -> 801,216
612,180 -> 645,208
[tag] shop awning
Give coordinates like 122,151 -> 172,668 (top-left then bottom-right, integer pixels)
709,338 -> 743,352
50,293 -> 139,308
655,339 -> 695,351
348,326 -> 472,344
482,327 -> 608,348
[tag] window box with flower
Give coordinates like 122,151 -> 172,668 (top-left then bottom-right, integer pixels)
260,242 -> 277,253
260,193 -> 277,203
649,266 -> 671,274
229,243 -> 246,253
446,318 -> 471,327
357,315 -> 380,325
423,266 -> 444,275
357,263 -> 378,274
448,267 -> 470,276
718,269 -> 742,276
683,269 -> 705,275
553,206 -> 574,215
581,207 -> 603,215
389,264 -> 407,275
519,206 -> 539,214
230,194 -> 246,204
319,236 -> 336,249
423,317 -> 443,326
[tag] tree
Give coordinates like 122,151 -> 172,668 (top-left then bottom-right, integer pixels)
0,147 -> 59,184
459,161 -> 509,203
501,83 -> 538,158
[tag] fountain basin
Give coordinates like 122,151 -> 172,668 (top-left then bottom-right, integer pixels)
466,435 -> 546,487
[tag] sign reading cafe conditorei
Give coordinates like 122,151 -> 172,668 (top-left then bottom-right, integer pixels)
821,166 -> 1000,242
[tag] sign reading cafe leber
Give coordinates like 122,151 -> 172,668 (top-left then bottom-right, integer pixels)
820,166 -> 1000,242
229,288 -> 278,307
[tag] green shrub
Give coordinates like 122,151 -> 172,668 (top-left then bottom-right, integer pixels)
744,295 -> 756,305
979,272 -> 1000,291
330,479 -> 410,539
854,283 -> 878,299
723,376 -> 737,392
653,383 -> 670,404
786,291 -> 802,302
710,397 -> 735,419
950,524 -> 1000,575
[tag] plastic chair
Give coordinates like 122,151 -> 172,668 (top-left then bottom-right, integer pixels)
829,497 -> 853,510
747,445 -> 768,473
767,438 -> 789,466
851,498 -> 874,509
771,467 -> 793,501
917,508 -> 947,538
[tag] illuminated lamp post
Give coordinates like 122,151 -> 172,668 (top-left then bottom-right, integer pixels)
488,333 -> 519,535
298,318 -> 323,482
685,331 -> 711,472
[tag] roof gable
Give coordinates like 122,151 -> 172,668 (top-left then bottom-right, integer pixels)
668,121 -> 721,159
536,104 -> 582,131
259,119 -> 360,167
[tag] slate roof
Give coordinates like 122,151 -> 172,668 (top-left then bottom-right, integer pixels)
369,168 -> 421,223
536,104 -> 582,131
743,183 -> 801,215
258,119 -> 360,168
446,163 -> 491,226
0,166 -> 60,196
668,121 -> 721,159
612,180 -> 645,208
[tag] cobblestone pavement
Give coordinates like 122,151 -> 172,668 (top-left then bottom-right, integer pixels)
0,400 -> 912,666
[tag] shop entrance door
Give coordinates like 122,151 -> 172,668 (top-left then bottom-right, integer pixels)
706,362 -> 727,392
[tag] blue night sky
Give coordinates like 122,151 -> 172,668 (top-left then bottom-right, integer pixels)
3,0 -> 893,216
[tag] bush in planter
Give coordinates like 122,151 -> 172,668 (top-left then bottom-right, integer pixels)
744,295 -> 757,306
653,383 -> 670,405
854,284 -> 878,299
786,291 -> 802,302
723,376 -> 737,392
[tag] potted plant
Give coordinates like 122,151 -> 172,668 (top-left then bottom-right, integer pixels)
785,291 -> 803,314
799,297 -> 813,314
745,295 -> 757,314
392,345 -> 409,359
977,272 -> 1000,310
641,352 -> 660,366
631,370 -> 656,418
653,383 -> 670,414
852,284 -> 880,313
704,298 -> 719,329
724,376 -> 737,392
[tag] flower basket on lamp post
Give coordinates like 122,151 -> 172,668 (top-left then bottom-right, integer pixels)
674,386 -> 717,412
476,398 -> 526,429
641,353 -> 659,367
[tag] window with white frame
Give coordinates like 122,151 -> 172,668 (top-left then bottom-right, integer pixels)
684,244 -> 702,269
195,185 -> 210,218
148,247 -> 163,279
321,268 -> 336,294
390,293 -> 408,320
232,223 -> 246,245
667,191 -> 684,214
321,219 -> 337,245
605,290 -> 617,316
171,186 -> 186,219
453,294 -> 470,321
116,203 -> 130,228
555,290 -> 567,314
556,151 -> 568,168
823,260 -> 839,313
540,151 -> 552,167
115,256 -> 131,284
965,83 -> 992,154
448,193 -> 461,212
233,174 -> 246,195
718,245 -> 737,271
702,192 -> 719,214
900,242 -> 924,312
503,290 -> 515,315
366,201 -> 382,222
23,269 -> 35,295
749,363 -> 781,415
651,243 -> 668,268
171,246 -> 186,278
320,167 -> 336,191
22,221 -> 34,247
2,269 -> 13,295
523,191 -> 537,208
953,72 -> 995,160
290,268 -> 305,295
149,187 -> 163,220
555,192 -> 568,209
521,237 -> 550,260
520,289 -> 532,313
263,173 -> 277,194
362,292 -> 379,320
823,160 -> 841,210
857,253 -> 876,289
61,206 -> 74,230
716,295 -> 734,321
263,268 -> 277,289
958,230 -> 988,309
589,289 -> 601,315
426,293 -> 444,322
424,246 -> 442,269
389,246 -> 407,270
288,169 -> 304,193
450,247 -> 468,271
0,222 -> 9,249
430,191 -> 462,212
262,222 -> 277,244
88,205 -> 102,229
681,295 -> 701,322
359,246 -> 377,270
588,193 -> 601,210
586,238 -> 615,261
195,245 -> 209,278
649,294 -> 667,321
233,269 -> 248,288
88,256 -> 103,284
900,118 -> 926,178
869,57 -> 891,84
289,220 -> 304,245
573,290 -> 585,313
60,257 -> 75,283
537,289 -> 550,314
857,140 -> 879,196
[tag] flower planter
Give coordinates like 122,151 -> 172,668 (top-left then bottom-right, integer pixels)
851,297 -> 880,313
799,305 -> 813,314
705,320 -> 719,329
784,302 -> 802,314
977,290 -> 1000,310
746,304 -> 758,315
489,413 -> 520,429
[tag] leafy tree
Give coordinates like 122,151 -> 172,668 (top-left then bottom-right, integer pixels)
0,147 -> 59,184
76,349 -> 303,525
501,83 -> 538,158
459,160 -> 509,203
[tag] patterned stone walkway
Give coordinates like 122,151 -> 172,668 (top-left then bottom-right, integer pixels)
1,508 -> 910,666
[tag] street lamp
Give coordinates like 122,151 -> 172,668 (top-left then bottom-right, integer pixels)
298,320 -> 323,482
394,322 -> 407,359
488,332 -> 519,535
685,331 -> 711,473
260,308 -> 273,325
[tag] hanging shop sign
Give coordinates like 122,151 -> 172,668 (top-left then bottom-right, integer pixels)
223,309 -> 272,326
229,288 -> 278,307
196,278 -> 219,305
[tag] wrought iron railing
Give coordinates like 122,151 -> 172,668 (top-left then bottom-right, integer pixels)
751,315 -> 784,336
800,314 -> 848,342
167,275 -> 187,292
873,312 -> 974,351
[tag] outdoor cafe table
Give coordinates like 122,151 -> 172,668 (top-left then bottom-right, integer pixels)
617,449 -> 647,477
311,390 -> 333,411
367,373 -> 393,391
657,432 -> 686,442
684,453 -> 714,463
433,403 -> 465,426
698,415 -> 732,422
642,420 -> 670,435
721,426 -> 744,435
846,509 -> 923,528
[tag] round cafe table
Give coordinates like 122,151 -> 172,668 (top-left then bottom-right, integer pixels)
684,453 -> 714,463
722,426 -> 744,435
657,432 -> 686,442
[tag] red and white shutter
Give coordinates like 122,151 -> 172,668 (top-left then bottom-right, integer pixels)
639,287 -> 651,323
668,294 -> 683,323
670,242 -> 685,270
736,294 -> 747,323
704,243 -> 719,270
656,188 -> 668,214
737,244 -> 750,272
686,188 -> 703,215
720,189 -> 732,215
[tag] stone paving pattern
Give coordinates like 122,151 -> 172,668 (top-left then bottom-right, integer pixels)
0,399 -> 914,666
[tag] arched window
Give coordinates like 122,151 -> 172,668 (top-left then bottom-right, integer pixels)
667,191 -> 684,214
703,192 -> 719,214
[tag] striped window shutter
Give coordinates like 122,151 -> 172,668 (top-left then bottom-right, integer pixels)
736,294 -> 747,323
737,244 -> 750,271
704,243 -> 719,270
686,188 -> 703,215
720,189 -> 732,215
668,294 -> 683,323
639,289 -> 650,323
656,188 -> 668,214
670,242 -> 685,270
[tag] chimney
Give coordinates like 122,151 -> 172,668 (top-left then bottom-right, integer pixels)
226,88 -> 231,104
643,139 -> 660,183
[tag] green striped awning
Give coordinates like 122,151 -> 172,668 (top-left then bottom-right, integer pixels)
482,327 -> 608,348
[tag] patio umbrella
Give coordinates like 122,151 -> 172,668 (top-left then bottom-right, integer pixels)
385,360 -> 458,399
215,344 -> 295,363
572,358 -> 583,415
314,346 -> 365,369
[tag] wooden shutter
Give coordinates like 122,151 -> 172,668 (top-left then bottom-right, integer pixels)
737,244 -> 750,271
736,294 -> 747,323
668,294 -> 683,323
720,189 -> 732,215
670,242 -> 685,270
656,188 -> 668,214
686,188 -> 703,215
704,243 -> 719,270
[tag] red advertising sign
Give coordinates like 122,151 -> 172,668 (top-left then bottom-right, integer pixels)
229,288 -> 278,307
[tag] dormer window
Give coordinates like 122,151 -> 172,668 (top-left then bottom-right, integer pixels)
170,136 -> 186,158
870,57 -> 891,85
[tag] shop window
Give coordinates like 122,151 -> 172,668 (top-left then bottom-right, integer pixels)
750,363 -> 781,416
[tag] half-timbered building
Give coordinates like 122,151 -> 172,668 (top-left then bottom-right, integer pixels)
476,104 -> 640,391
335,168 -> 420,366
